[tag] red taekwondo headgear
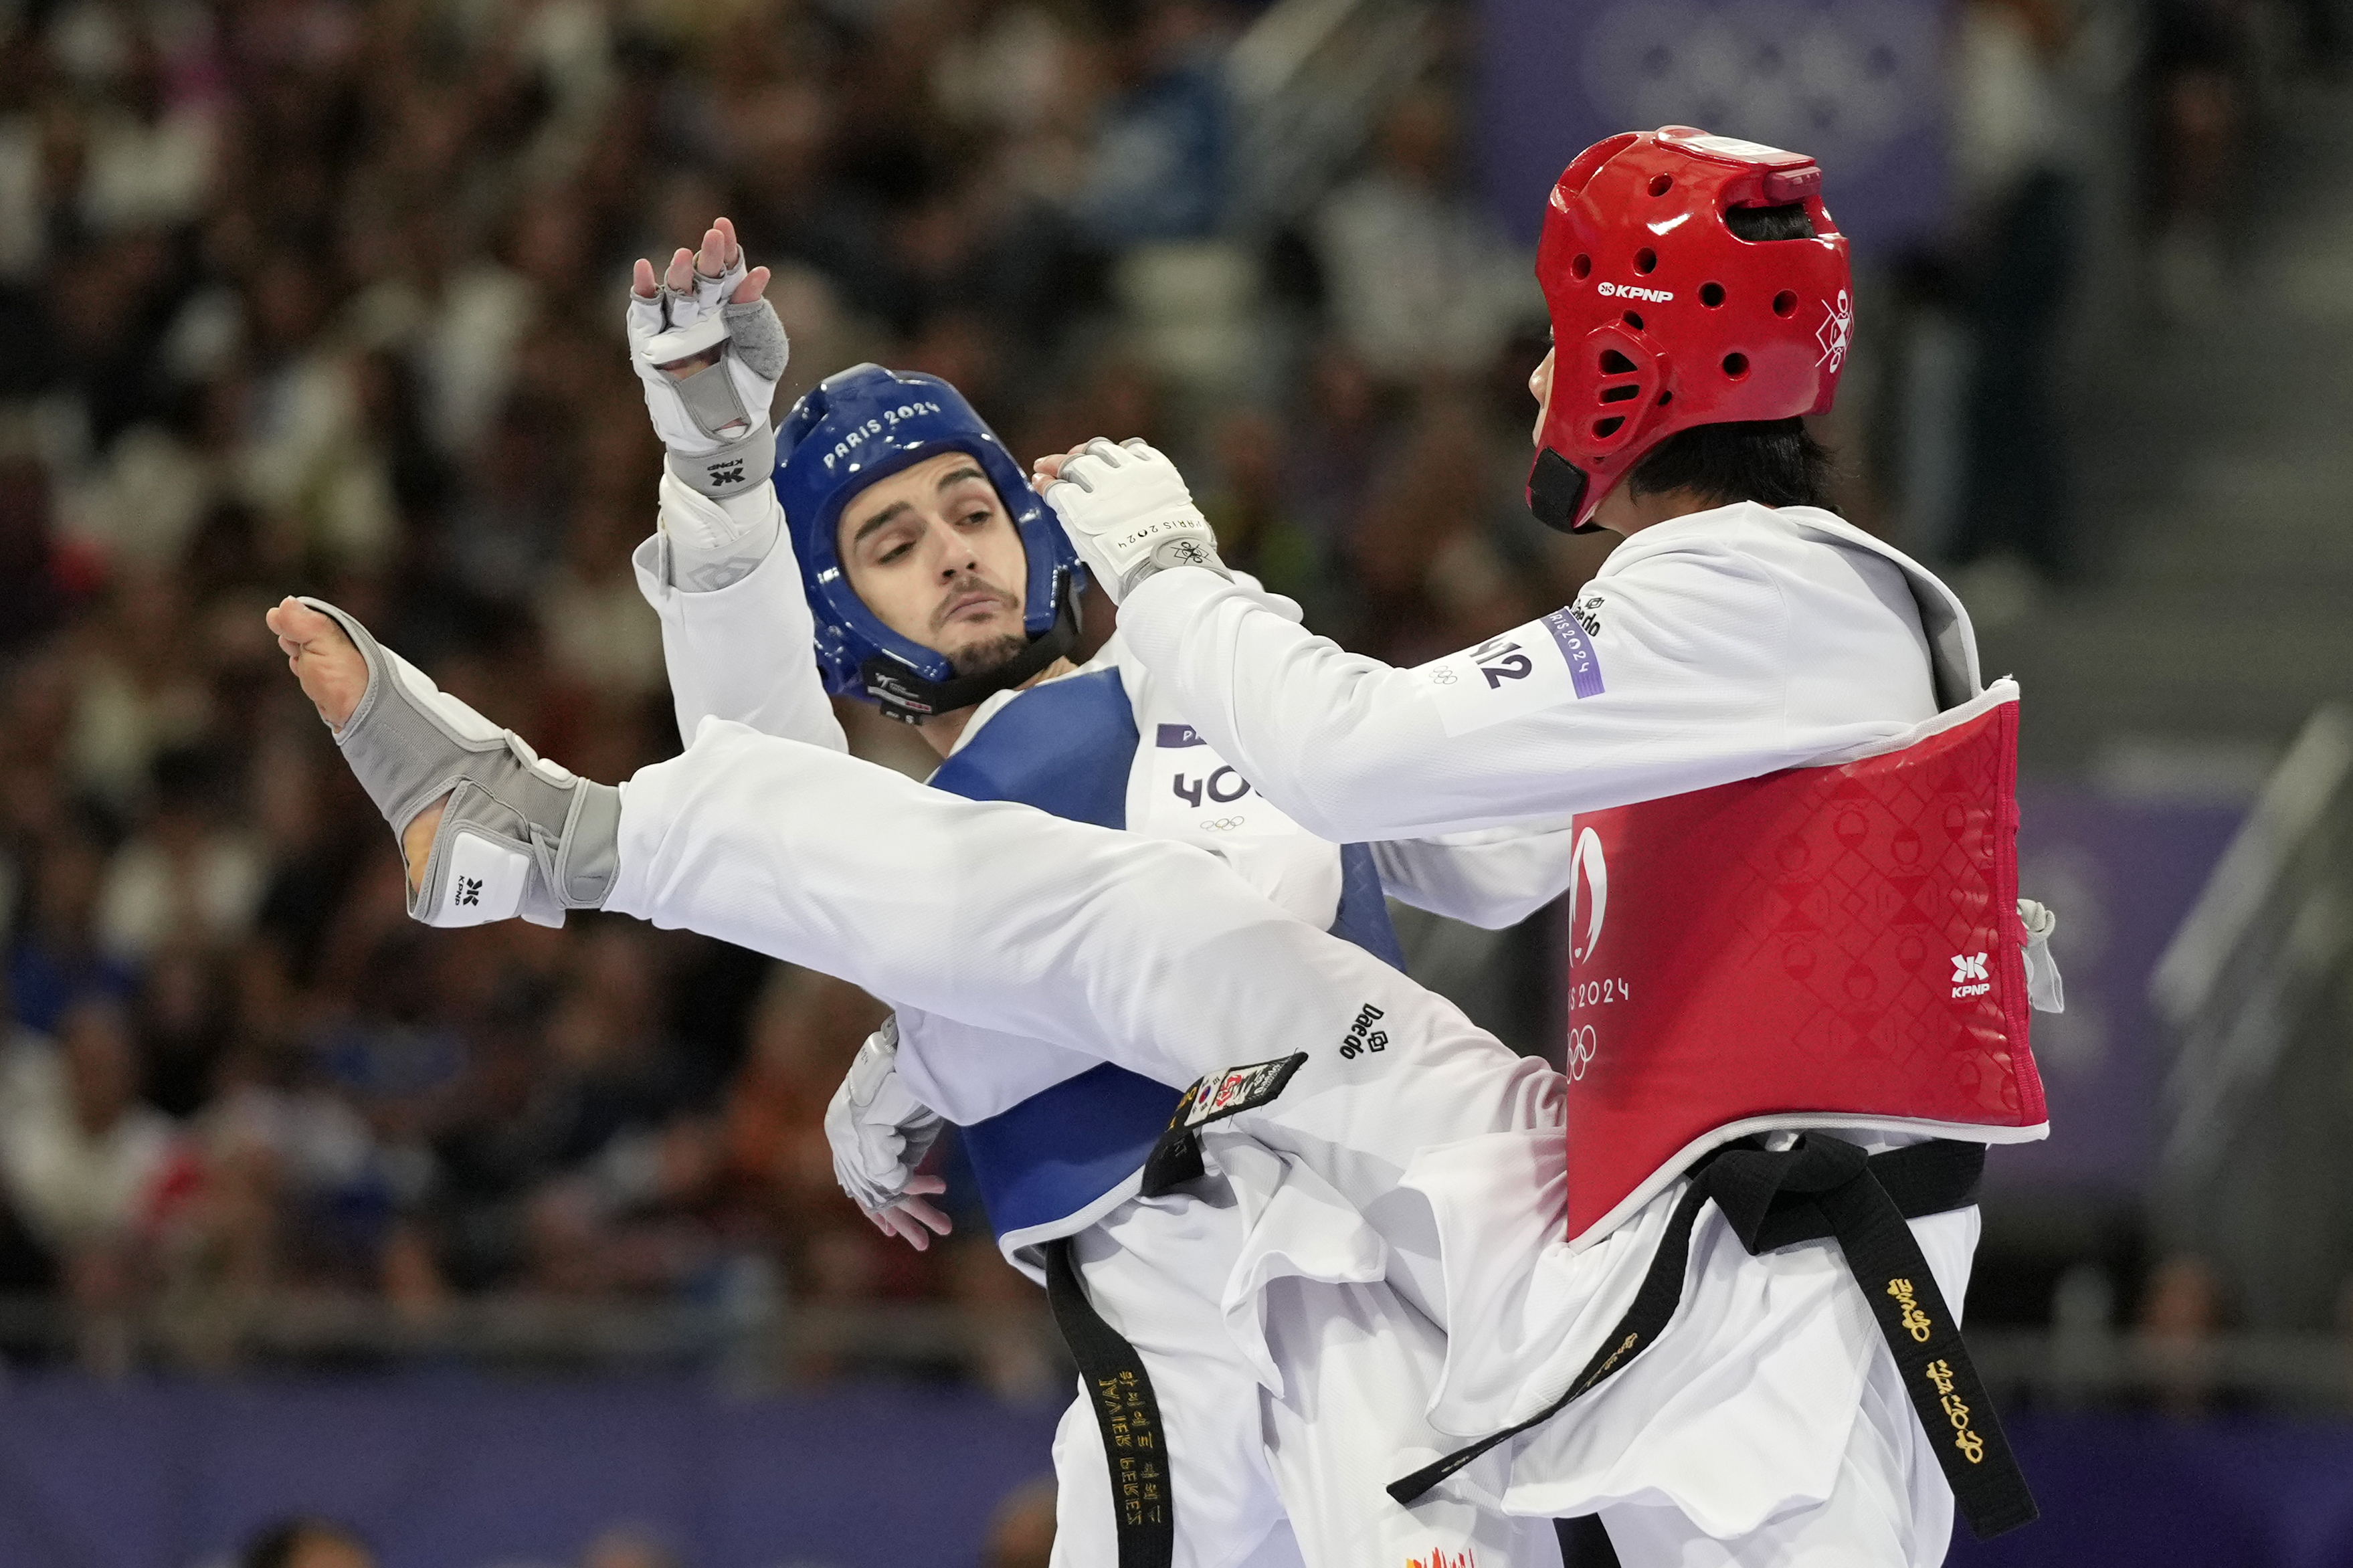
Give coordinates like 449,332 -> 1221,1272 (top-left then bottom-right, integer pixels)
1529,126 -> 1854,533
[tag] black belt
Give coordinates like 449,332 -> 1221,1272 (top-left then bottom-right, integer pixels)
1042,1237 -> 1175,1568
1389,1135 -> 2038,1542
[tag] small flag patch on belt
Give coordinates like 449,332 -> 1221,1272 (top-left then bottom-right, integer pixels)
1138,1054 -> 1307,1198
1183,1054 -> 1307,1127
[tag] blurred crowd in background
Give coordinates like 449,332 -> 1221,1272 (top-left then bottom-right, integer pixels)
0,0 -> 2301,1380
0,0 -> 1577,1377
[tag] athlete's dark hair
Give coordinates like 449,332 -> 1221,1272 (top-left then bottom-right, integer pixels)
1626,202 -> 1839,512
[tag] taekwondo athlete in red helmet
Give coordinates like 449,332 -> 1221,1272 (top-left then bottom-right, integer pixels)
1042,128 -> 2062,1564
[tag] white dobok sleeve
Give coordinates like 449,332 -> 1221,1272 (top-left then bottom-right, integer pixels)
608,718 -> 1534,1112
1113,541 -> 1818,842
631,484 -> 848,753
1370,818 -> 1580,930
607,716 -> 1560,1331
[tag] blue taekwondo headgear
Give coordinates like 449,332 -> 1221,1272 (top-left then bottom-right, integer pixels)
775,363 -> 1085,724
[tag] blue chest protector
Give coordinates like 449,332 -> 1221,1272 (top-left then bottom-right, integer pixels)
930,669 -> 1405,1244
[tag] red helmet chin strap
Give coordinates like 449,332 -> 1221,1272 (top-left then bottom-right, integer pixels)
1528,126 -> 1854,532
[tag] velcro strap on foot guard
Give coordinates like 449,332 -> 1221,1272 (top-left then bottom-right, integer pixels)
299,597 -> 622,929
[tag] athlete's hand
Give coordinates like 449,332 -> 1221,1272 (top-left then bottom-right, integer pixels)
1038,437 -> 1229,603
1029,446 -> 1080,486
629,217 -> 770,312
626,216 -> 789,500
2017,898 -> 2064,1013
825,1017 -> 953,1250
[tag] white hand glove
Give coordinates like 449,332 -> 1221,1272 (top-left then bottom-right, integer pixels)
1042,437 -> 1229,603
626,253 -> 789,500
824,1017 -> 953,1250
2017,898 -> 2064,1013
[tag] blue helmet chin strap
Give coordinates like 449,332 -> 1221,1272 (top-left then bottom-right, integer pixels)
854,572 -> 1083,723
776,363 -> 1087,724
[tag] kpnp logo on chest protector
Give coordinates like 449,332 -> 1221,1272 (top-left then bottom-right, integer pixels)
1560,690 -> 2049,1248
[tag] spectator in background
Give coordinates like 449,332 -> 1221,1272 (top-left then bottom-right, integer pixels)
1310,88 -> 1541,384
983,1477 -> 1058,1568
0,1000 -> 181,1251
1072,0 -> 1234,244
1341,400 -> 1547,667
0,977 -> 62,1294
2141,0 -> 2255,318
130,940 -> 236,1118
1948,0 -> 2082,594
1196,408 -> 1329,615
0,449 -> 74,653
240,1517 -> 375,1568
581,1525 -> 684,1568
97,745 -> 265,963
2138,1250 -> 2230,1414
8,829 -> 136,1034
1278,341 -> 1389,561
0,997 -> 188,1367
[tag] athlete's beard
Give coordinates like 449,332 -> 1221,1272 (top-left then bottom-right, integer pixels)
949,631 -> 1030,679
935,570 -> 1028,679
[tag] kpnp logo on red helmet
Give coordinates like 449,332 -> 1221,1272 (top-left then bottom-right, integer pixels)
1528,126 -> 1854,533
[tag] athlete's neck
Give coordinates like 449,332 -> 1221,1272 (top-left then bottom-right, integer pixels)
1590,482 -> 1731,536
917,656 -> 1080,757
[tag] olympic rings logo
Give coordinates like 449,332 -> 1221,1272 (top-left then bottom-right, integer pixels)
1198,817 -> 1248,831
1565,1024 -> 1599,1082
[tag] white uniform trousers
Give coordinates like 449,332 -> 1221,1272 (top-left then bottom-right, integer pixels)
1594,1315 -> 1956,1567
1050,1181 -> 1558,1568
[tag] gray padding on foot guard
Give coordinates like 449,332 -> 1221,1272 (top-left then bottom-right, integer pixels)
300,597 -> 622,926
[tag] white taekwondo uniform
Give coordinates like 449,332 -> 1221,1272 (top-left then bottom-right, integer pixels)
1097,500 -> 2057,1562
628,502 -> 1561,1568
605,500 -> 2046,1567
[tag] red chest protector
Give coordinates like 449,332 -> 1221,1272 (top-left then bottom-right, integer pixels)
1562,684 -> 2049,1247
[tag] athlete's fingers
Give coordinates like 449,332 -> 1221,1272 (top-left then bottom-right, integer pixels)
898,1194 -> 953,1237
878,1206 -> 934,1251
1031,450 -> 1095,490
731,264 -> 770,305
664,246 -> 694,294
631,257 -> 658,299
701,215 -> 743,278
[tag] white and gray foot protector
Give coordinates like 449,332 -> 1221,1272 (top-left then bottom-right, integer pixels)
300,597 -> 622,928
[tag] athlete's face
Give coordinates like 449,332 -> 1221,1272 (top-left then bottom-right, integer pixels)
1529,346 -> 1555,448
838,451 -> 1032,676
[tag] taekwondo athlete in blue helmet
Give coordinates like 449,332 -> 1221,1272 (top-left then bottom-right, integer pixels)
619,224 -> 1562,1568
